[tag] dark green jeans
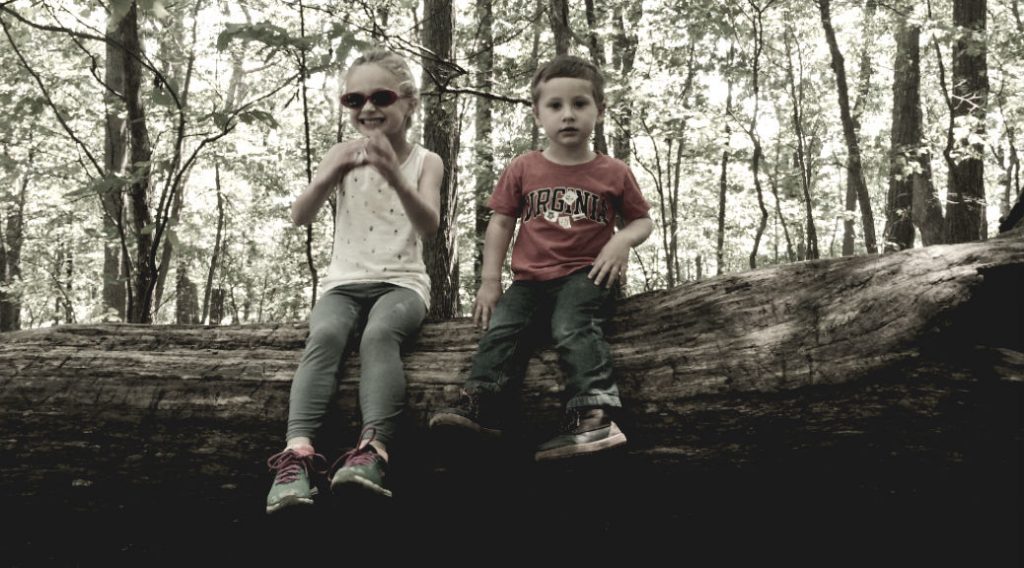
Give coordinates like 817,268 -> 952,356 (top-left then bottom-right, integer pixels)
465,269 -> 620,410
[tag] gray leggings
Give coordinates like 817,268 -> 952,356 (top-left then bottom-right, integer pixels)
286,282 -> 426,447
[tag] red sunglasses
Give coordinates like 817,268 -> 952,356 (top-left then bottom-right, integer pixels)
340,89 -> 403,109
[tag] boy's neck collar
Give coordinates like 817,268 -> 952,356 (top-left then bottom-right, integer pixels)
541,147 -> 597,166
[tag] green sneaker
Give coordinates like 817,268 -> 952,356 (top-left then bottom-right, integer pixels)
331,438 -> 392,499
534,407 -> 627,461
265,449 -> 327,514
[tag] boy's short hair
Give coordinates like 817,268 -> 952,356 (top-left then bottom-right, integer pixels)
530,55 -> 606,108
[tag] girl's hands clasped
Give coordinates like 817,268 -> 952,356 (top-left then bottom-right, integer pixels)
322,139 -> 369,184
364,131 -> 403,187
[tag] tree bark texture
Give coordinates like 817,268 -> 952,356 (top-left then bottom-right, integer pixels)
102,12 -> 128,320
716,46 -> 733,276
2,236 -> 1021,561
844,0 -> 876,255
945,0 -> 989,244
472,0 -> 494,293
610,3 -> 640,162
549,0 -> 571,56
1,166 -> 26,331
121,3 -> 155,324
885,21 -> 925,251
421,0 -> 460,319
583,0 -> 607,155
2,235 -> 1020,462
202,166 -> 226,324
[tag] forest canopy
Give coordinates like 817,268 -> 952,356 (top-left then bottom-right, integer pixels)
0,0 -> 1020,328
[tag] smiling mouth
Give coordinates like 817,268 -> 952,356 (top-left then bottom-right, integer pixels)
360,118 -> 385,126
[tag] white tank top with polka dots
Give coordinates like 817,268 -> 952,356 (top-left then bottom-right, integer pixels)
319,143 -> 430,309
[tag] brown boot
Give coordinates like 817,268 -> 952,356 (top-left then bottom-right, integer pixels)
534,407 -> 627,461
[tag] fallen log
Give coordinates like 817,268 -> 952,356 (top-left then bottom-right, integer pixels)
1,235 -> 1021,563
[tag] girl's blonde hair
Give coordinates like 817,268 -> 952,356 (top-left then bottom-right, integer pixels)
346,49 -> 419,130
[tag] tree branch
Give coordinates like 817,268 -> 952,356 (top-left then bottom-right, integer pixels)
422,87 -> 529,106
0,5 -> 182,110
0,16 -> 104,178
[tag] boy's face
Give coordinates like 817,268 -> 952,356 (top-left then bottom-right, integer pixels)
533,77 -> 603,151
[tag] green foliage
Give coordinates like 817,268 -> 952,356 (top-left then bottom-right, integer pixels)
0,0 -> 1020,327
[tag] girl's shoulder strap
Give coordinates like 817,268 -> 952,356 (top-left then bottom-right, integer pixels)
409,143 -> 428,179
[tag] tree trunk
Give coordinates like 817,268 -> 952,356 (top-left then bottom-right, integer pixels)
768,139 -> 795,262
944,0 -> 989,244
1000,187 -> 1024,233
549,0 -> 571,56
210,288 -> 226,325
748,3 -> 770,269
153,174 -> 184,318
842,0 -> 876,255
421,0 -> 460,319
526,0 -> 543,151
202,163 -> 226,324
1,162 -> 27,331
1,236 -> 1021,560
472,0 -> 494,293
63,235 -> 74,324
0,222 -> 6,331
784,25 -> 820,260
102,11 -> 128,320
174,261 -> 199,325
717,44 -> 735,275
819,0 -> 878,255
583,0 -> 608,155
611,3 -> 641,162
885,20 -> 921,251
121,2 -> 156,324
298,1 -> 318,309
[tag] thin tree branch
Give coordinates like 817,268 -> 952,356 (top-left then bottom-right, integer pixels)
423,87 -> 529,106
0,5 -> 183,110
1,16 -> 104,178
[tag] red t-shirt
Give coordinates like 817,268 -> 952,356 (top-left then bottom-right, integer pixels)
488,151 -> 651,282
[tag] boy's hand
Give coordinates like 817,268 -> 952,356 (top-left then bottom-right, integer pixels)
589,234 -> 631,288
473,279 -> 503,330
364,131 -> 401,185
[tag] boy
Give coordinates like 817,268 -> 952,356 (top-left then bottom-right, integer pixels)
429,55 -> 653,460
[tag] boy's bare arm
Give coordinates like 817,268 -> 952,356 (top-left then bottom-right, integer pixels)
589,216 -> 655,288
474,212 -> 517,330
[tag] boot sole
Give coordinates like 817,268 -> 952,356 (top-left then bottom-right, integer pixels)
533,429 -> 628,461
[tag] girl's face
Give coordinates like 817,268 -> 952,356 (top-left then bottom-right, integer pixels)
343,63 -> 416,139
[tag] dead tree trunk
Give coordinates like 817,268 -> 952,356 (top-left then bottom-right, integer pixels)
1,236 -> 1020,563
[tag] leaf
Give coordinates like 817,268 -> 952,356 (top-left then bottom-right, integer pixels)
239,109 -> 279,129
212,112 -> 230,129
216,21 -> 299,53
151,87 -> 174,108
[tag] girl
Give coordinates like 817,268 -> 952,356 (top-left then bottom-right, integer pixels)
265,49 -> 444,513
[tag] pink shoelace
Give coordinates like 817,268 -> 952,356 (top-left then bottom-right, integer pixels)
266,449 -> 327,484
